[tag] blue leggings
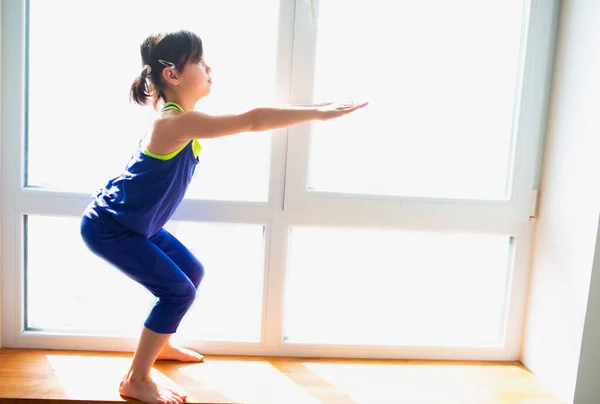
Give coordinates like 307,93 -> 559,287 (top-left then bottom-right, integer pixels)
80,211 -> 204,334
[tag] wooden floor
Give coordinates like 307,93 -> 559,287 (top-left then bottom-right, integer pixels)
0,349 -> 564,403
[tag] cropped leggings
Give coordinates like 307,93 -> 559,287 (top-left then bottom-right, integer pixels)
80,210 -> 204,334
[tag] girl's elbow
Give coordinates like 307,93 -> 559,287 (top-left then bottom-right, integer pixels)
246,108 -> 263,132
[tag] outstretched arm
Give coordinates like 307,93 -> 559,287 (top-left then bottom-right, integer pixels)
162,102 -> 368,141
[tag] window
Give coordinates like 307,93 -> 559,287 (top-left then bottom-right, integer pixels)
26,215 -> 265,342
307,0 -> 524,200
27,0 -> 279,202
284,227 -> 513,347
2,0 -> 558,359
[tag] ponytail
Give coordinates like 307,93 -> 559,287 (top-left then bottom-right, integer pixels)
130,70 -> 153,106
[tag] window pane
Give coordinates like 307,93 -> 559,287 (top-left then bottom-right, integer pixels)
27,0 -> 279,201
308,0 -> 526,200
26,215 -> 265,342
162,221 -> 266,341
284,227 -> 513,346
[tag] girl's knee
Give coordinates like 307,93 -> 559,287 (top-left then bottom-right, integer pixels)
180,258 -> 204,290
185,282 -> 197,302
192,261 -> 205,289
170,281 -> 197,305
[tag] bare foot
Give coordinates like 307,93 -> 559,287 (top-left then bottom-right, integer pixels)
119,376 -> 187,404
157,343 -> 204,363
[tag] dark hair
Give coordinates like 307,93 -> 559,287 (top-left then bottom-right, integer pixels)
130,30 -> 204,108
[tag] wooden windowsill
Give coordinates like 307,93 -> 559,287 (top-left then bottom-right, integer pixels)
0,348 -> 564,403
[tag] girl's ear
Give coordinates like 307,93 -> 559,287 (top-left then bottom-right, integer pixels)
162,68 -> 180,86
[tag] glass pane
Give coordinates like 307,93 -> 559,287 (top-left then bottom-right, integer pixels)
27,0 -> 279,201
26,215 -> 265,342
308,0 -> 526,200
284,227 -> 513,346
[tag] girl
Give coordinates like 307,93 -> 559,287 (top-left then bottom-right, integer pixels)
80,30 -> 367,404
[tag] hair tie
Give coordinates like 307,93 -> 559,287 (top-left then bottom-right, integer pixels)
142,65 -> 152,75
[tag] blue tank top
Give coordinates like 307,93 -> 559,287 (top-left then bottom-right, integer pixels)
87,102 -> 202,238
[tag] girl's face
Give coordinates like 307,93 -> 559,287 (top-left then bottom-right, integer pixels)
180,56 -> 212,101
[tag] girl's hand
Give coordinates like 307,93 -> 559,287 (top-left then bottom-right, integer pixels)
317,101 -> 369,121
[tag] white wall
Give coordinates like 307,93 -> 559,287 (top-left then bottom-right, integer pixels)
574,223 -> 600,403
522,0 -> 600,402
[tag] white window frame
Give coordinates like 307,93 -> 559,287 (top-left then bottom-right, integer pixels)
1,0 -> 559,360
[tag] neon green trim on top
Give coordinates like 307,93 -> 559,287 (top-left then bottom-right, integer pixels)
142,140 -> 202,160
162,101 -> 185,113
140,102 -> 202,160
192,139 -> 202,157
142,143 -> 187,160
